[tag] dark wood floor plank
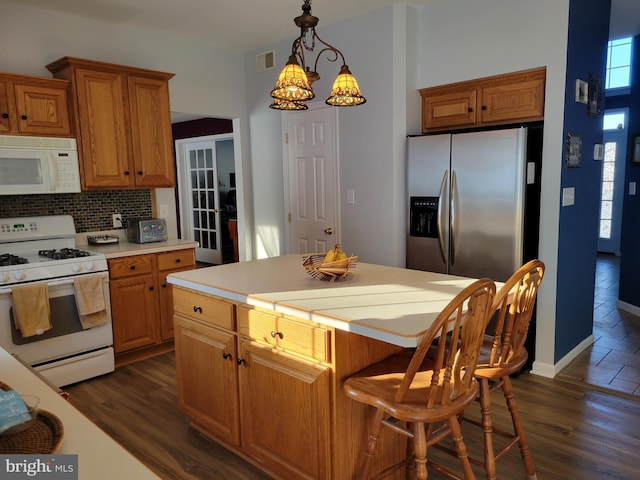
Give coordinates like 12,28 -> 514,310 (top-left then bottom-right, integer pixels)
65,352 -> 640,480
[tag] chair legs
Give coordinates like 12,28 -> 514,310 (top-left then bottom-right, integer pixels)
502,376 -> 537,480
478,376 -> 537,480
357,408 -> 386,480
357,408 -> 477,480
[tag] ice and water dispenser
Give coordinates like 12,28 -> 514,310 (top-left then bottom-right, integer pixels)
409,197 -> 439,238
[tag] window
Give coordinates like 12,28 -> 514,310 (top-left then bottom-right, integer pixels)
605,37 -> 632,90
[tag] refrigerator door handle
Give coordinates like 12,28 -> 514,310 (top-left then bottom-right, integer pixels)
450,170 -> 458,266
437,170 -> 448,265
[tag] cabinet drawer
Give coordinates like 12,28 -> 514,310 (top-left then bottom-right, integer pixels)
173,287 -> 235,331
157,249 -> 195,271
238,307 -> 331,364
108,255 -> 153,278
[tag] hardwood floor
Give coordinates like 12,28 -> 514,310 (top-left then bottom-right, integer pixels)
65,350 -> 640,480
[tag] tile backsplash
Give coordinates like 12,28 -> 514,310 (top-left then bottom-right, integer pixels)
0,190 -> 152,232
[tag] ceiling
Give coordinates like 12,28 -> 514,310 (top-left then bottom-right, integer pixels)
8,0 -> 640,53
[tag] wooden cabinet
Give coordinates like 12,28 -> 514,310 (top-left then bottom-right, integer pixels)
0,73 -> 72,136
157,249 -> 196,340
109,254 -> 158,353
46,57 -> 175,189
109,248 -> 194,365
173,286 -> 405,480
174,313 -> 240,446
173,287 -> 240,446
420,67 -> 546,133
237,312 -> 331,480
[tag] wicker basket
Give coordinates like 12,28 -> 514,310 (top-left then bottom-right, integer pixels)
0,382 -> 64,454
302,254 -> 358,282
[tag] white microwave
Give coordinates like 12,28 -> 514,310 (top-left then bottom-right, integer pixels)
0,135 -> 81,195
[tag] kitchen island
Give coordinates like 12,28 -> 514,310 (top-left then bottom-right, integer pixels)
0,348 -> 160,479
166,254 -> 483,480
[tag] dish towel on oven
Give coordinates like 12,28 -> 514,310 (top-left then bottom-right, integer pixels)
74,274 -> 109,329
11,282 -> 52,337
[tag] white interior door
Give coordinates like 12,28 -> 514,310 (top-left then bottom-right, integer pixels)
176,134 -> 234,264
284,107 -> 339,254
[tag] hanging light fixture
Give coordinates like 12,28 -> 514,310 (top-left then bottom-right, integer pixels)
269,0 -> 366,110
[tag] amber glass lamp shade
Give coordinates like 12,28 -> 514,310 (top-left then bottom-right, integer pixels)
325,65 -> 366,107
270,55 -> 315,102
269,98 -> 308,110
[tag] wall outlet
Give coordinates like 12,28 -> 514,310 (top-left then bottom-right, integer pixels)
112,213 -> 123,229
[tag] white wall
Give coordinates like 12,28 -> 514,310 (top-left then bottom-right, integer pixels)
245,6 -> 404,265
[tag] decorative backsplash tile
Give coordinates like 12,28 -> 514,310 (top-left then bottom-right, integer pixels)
0,190 -> 152,232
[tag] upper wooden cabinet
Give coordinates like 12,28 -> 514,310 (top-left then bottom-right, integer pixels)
46,57 -> 175,189
0,73 -> 72,136
419,67 -> 546,133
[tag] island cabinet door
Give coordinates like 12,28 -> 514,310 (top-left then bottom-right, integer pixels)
238,339 -> 331,480
174,315 -> 240,446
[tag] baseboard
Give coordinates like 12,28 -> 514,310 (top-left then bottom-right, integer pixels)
530,334 -> 595,378
618,300 -> 640,317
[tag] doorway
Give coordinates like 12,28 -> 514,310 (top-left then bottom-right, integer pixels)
598,109 -> 628,255
175,134 -> 236,264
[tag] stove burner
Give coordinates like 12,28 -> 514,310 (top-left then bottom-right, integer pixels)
38,248 -> 92,260
0,253 -> 29,266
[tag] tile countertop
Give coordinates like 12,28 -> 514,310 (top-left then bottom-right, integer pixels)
77,235 -> 198,259
0,348 -> 160,479
167,254 -> 487,348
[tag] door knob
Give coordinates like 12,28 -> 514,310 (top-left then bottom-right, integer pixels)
324,227 -> 334,235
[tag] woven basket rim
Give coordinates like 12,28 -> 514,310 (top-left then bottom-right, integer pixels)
0,382 -> 64,454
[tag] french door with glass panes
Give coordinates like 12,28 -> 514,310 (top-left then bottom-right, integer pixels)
176,134 -> 235,265
598,110 -> 627,255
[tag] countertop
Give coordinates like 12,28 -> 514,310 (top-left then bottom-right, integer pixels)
0,348 -> 160,479
77,237 -> 198,259
167,254 -> 484,347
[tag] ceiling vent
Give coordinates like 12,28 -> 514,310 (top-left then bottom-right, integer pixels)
256,50 -> 275,73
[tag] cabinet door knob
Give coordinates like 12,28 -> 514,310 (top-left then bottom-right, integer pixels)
161,283 -> 167,288
20,115 -> 27,120
467,107 -> 473,113
175,258 -> 181,263
149,286 -> 154,291
481,105 -> 487,111
1,113 -> 8,119
130,265 -> 136,270
193,306 -> 203,313
124,171 -> 130,176
137,171 -> 143,176
270,331 -> 283,339
223,352 -> 232,360
236,358 -> 246,366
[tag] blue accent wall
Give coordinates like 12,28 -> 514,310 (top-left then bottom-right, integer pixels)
555,0 -> 611,362
617,35 -> 640,306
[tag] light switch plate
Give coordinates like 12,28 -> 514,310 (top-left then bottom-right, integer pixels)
562,187 -> 575,206
346,189 -> 355,205
594,144 -> 604,160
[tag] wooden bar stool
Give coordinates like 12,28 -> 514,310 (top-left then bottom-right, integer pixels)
343,278 -> 496,480
464,259 -> 545,480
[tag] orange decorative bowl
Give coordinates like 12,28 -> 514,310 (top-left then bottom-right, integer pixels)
302,254 -> 358,282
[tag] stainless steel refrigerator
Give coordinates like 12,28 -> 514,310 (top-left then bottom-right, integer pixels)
406,126 -> 542,282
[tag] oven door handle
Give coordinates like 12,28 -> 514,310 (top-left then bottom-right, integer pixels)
0,273 -> 107,295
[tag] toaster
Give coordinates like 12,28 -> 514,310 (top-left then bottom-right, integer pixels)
126,218 -> 168,244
